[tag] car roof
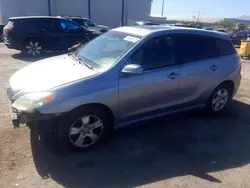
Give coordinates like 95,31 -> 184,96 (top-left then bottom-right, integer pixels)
113,26 -> 230,40
60,16 -> 89,20
9,16 -> 65,20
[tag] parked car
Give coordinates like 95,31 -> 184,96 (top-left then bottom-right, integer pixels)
0,24 -> 5,42
216,28 -> 227,33
62,16 -> 109,34
204,27 -> 214,30
172,24 -> 195,28
3,16 -> 90,56
7,26 -> 241,150
134,21 -> 159,26
230,30 -> 250,45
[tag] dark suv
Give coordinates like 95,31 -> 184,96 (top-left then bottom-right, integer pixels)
3,16 -> 90,56
63,16 -> 110,34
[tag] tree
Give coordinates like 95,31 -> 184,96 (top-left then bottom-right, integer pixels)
213,19 -> 236,30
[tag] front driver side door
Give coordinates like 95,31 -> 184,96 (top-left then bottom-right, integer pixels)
119,36 -> 181,120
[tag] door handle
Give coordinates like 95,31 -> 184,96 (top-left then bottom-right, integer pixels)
167,72 -> 179,80
210,64 -> 218,71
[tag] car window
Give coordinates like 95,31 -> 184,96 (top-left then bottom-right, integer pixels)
75,31 -> 141,69
72,19 -> 85,27
84,19 -> 95,27
215,38 -> 236,56
20,19 -> 38,28
131,36 -> 175,70
173,35 -> 218,64
36,19 -> 56,31
59,20 -> 81,32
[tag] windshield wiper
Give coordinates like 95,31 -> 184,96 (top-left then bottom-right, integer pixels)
77,58 -> 93,69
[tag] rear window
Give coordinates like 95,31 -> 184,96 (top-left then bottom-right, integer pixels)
215,38 -> 236,56
7,20 -> 14,27
13,18 -> 56,31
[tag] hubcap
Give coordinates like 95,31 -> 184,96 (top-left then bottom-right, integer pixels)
26,41 -> 42,56
69,115 -> 104,148
212,89 -> 229,112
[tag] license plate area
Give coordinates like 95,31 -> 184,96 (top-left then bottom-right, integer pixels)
11,108 -> 20,128
11,108 -> 18,120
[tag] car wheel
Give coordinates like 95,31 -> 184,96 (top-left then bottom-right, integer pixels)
58,107 -> 113,151
24,40 -> 43,56
206,84 -> 233,114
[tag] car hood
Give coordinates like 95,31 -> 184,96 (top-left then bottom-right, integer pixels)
88,25 -> 109,32
9,55 -> 97,95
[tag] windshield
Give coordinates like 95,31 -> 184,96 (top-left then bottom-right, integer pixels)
75,31 -> 141,69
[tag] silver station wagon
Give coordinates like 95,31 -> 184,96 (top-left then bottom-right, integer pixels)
7,26 -> 241,150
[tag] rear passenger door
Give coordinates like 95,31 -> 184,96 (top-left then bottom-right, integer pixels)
36,19 -> 63,51
172,34 -> 221,106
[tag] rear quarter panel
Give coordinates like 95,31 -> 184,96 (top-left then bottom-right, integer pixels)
199,54 -> 241,102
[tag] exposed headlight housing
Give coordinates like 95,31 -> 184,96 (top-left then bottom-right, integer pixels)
12,92 -> 55,111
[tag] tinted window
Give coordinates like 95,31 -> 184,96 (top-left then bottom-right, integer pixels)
131,36 -> 175,70
173,35 -> 218,64
36,19 -> 56,31
59,20 -> 81,32
84,19 -> 95,27
215,38 -> 236,56
72,19 -> 85,26
20,19 -> 38,27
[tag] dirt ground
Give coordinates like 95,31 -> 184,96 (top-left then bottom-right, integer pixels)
1,43 -> 250,188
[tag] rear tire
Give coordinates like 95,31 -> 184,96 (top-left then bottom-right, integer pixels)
58,106 -> 113,152
206,83 -> 233,115
23,39 -> 43,56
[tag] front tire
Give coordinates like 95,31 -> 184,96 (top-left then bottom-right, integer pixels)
58,107 -> 113,151
206,84 -> 233,114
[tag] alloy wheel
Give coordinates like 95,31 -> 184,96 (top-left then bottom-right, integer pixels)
69,115 -> 104,148
26,41 -> 42,56
212,89 -> 229,112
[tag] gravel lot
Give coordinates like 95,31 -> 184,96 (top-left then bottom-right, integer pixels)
1,43 -> 250,188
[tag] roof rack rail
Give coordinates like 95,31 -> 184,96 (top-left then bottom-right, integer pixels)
61,15 -> 82,18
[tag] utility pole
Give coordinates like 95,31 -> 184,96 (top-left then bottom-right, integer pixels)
88,0 -> 91,19
121,0 -> 125,26
161,0 -> 165,16
47,0 -> 51,16
196,12 -> 201,24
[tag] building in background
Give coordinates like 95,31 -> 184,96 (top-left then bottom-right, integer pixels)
0,0 -> 152,28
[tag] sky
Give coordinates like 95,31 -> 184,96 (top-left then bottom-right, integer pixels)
151,0 -> 250,19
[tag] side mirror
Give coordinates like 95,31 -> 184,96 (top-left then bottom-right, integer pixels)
121,64 -> 143,75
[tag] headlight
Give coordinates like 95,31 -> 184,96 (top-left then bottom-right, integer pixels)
12,92 -> 55,111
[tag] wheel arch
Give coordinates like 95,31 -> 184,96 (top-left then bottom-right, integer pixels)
216,80 -> 235,95
22,37 -> 41,45
68,103 -> 115,125
208,80 -> 235,101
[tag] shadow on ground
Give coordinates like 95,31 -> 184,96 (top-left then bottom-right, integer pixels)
12,51 -> 65,63
30,100 -> 250,188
